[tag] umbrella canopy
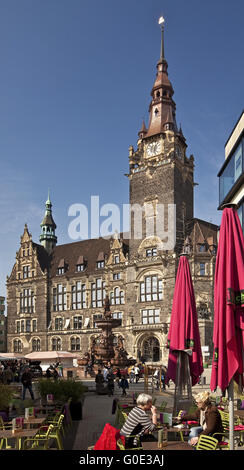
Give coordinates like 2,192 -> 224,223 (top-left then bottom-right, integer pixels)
24,351 -> 79,361
0,353 -> 24,360
210,207 -> 244,393
166,255 -> 203,386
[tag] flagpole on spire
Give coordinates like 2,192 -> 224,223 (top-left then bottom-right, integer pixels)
158,16 -> 165,61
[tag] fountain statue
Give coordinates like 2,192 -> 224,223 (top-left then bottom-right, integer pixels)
78,295 -> 135,368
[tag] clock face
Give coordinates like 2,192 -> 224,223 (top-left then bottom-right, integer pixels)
146,141 -> 161,157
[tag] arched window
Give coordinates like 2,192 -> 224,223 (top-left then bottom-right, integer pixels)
110,287 -> 124,305
32,338 -> 40,351
52,337 -> 61,351
13,339 -> 22,353
71,337 -> 80,351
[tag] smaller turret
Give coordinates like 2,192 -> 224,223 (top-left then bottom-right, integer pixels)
39,191 -> 57,254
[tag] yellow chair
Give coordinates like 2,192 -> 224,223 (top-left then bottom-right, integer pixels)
23,424 -> 54,450
214,410 -> 244,449
195,435 -> 218,450
0,416 -> 14,450
116,409 -> 128,429
38,414 -> 65,449
117,438 -> 143,451
44,413 -> 65,439
159,401 -> 167,412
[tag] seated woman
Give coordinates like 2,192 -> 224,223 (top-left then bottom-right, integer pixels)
179,391 -> 223,445
120,393 -> 157,448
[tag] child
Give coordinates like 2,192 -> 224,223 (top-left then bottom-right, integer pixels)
119,375 -> 129,396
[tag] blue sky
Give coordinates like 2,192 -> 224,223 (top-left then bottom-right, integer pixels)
0,0 -> 244,296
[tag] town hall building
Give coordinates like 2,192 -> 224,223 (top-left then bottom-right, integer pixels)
6,21 -> 218,364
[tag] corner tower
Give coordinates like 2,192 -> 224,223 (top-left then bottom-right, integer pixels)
128,17 -> 194,259
39,192 -> 57,254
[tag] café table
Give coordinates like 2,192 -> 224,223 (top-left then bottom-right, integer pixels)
142,440 -> 194,451
23,417 -> 46,429
0,428 -> 39,450
234,409 -> 244,422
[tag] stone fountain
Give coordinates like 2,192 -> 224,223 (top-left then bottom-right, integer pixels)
78,296 -> 134,370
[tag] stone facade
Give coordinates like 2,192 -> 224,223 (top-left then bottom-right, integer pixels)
6,24 -> 218,364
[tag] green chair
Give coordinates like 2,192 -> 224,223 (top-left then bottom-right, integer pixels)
117,438 -> 143,451
38,414 -> 65,449
0,416 -> 13,450
44,413 -> 65,439
159,401 -> 167,412
195,435 -> 218,450
23,424 -> 54,450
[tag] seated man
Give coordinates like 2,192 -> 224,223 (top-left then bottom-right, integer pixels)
179,391 -> 223,445
120,393 -> 157,448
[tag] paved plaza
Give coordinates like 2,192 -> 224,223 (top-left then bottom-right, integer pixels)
62,377 -> 210,450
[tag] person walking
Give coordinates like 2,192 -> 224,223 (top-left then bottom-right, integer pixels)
119,375 -> 129,396
134,365 -> 140,383
161,369 -> 166,390
95,369 -> 105,395
21,367 -> 34,401
107,372 -> 115,397
129,366 -> 135,384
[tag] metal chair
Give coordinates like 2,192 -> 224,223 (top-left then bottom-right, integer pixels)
38,414 -> 65,449
195,435 -> 218,450
159,401 -> 167,412
23,424 -> 54,450
0,415 -> 14,450
117,438 -> 143,451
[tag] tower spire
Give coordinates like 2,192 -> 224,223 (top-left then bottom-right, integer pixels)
39,191 -> 57,254
144,17 -> 178,138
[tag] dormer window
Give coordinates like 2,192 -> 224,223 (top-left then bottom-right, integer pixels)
76,255 -> 85,272
114,255 -> 120,264
57,259 -> 67,275
97,261 -> 105,269
58,267 -> 65,275
77,264 -> 84,272
97,252 -> 105,269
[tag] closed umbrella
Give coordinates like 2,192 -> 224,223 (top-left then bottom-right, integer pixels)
210,205 -> 244,450
166,255 -> 203,413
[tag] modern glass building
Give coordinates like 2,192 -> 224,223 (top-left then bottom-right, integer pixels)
218,110 -> 244,231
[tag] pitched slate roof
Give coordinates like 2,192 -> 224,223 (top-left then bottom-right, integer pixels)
49,236 -> 129,278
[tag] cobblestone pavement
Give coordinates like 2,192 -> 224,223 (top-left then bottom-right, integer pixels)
63,379 -> 189,450
62,376 -> 244,451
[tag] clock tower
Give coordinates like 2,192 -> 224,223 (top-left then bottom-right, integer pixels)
128,18 -> 194,259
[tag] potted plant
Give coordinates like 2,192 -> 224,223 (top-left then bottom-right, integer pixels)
37,379 -> 87,420
0,385 -> 14,420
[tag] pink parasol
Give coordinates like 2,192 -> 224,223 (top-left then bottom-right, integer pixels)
166,255 -> 203,386
210,207 -> 244,394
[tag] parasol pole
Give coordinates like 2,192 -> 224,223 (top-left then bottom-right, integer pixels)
228,379 -> 234,450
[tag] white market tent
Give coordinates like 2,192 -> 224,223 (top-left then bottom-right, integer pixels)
24,351 -> 80,371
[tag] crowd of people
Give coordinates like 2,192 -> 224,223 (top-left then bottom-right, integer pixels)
0,359 -> 64,402
95,363 -> 144,396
